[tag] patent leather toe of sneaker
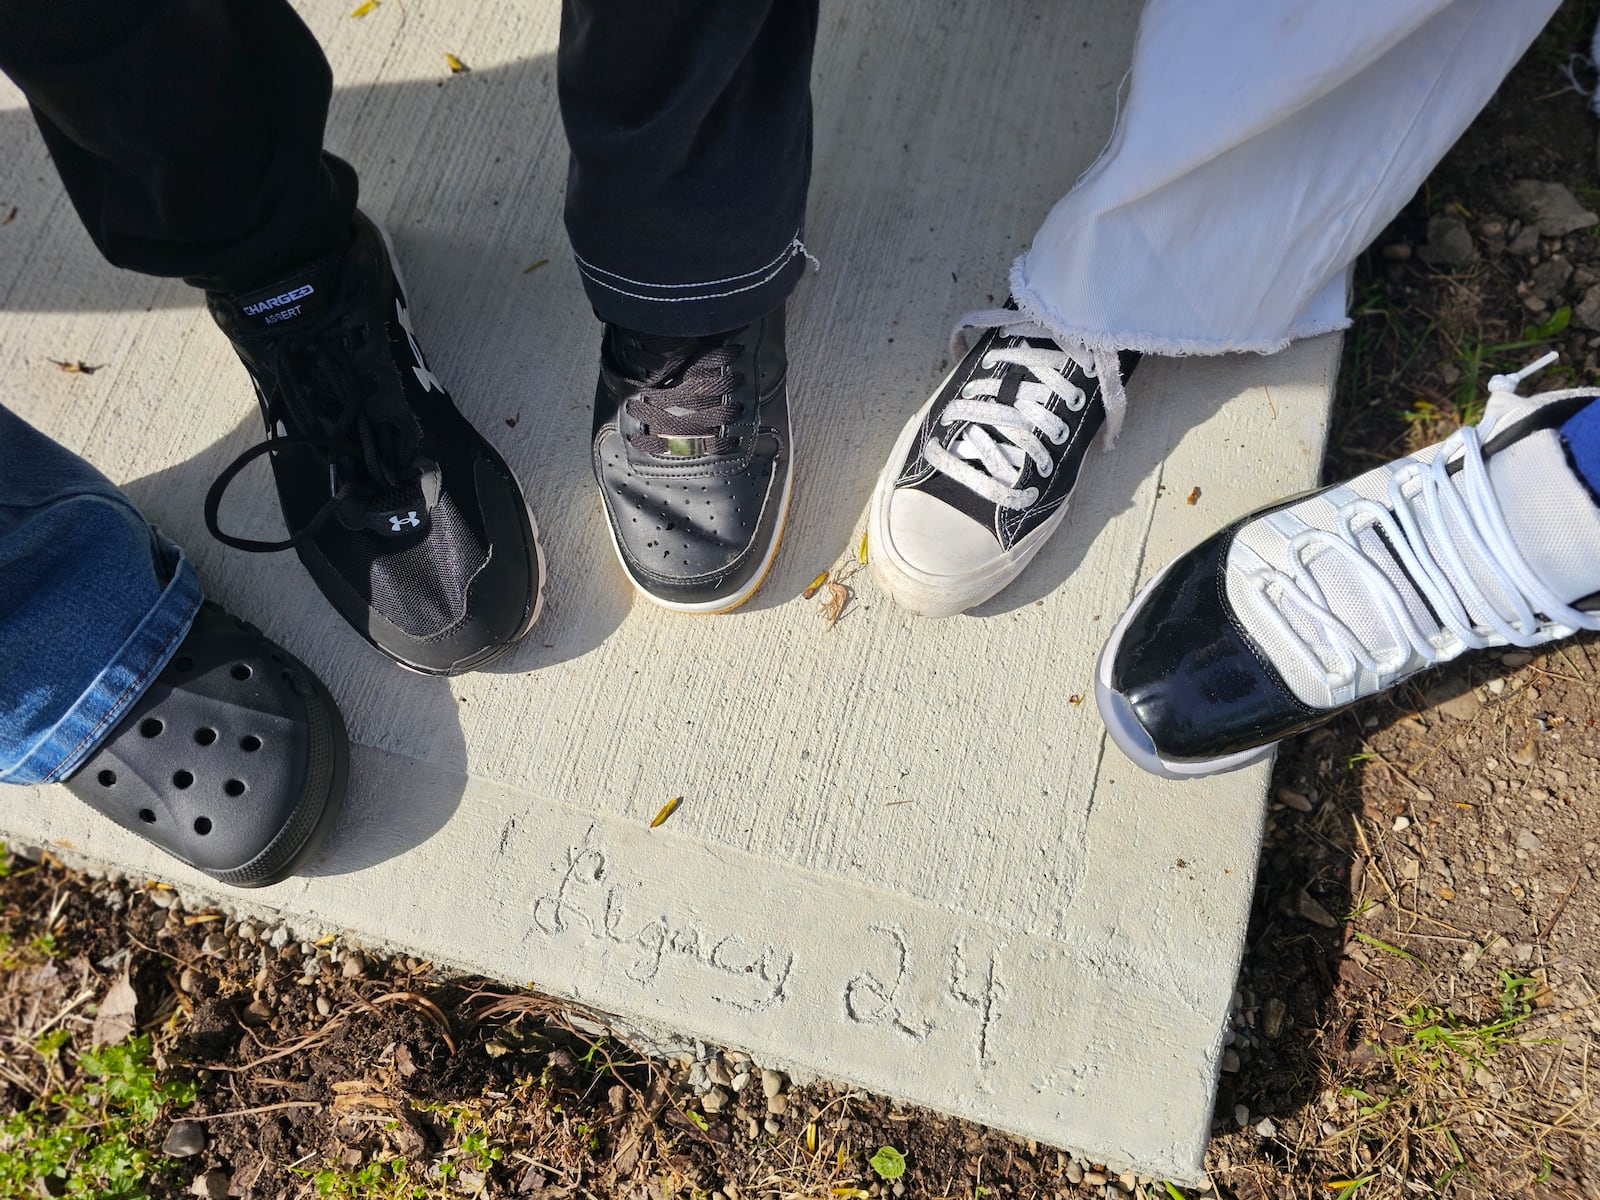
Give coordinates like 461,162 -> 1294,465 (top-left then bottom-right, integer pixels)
1102,528 -> 1322,766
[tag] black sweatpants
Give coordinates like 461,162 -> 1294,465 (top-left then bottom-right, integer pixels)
0,0 -> 819,336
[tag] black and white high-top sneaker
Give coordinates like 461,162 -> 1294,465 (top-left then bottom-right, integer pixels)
591,305 -> 792,614
1097,358 -> 1600,779
204,212 -> 544,675
868,305 -> 1137,617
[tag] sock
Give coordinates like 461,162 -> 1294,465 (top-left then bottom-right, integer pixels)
1559,396 -> 1600,504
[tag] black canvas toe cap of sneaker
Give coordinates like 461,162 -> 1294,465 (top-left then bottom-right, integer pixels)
1108,527 -> 1324,763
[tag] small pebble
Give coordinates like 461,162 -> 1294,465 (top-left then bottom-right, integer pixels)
189,1169 -> 230,1199
237,922 -> 259,942
1233,1103 -> 1250,1128
1065,1161 -> 1084,1183
200,933 -> 228,956
706,1059 -> 732,1088
767,1094 -> 789,1116
1486,677 -> 1506,695
315,995 -> 332,1017
163,1120 -> 206,1158
1263,997 -> 1287,1040
1275,787 -> 1313,813
267,926 -> 290,949
178,967 -> 202,995
747,1118 -> 761,1140
730,1070 -> 751,1093
764,1118 -> 782,1135
760,1069 -> 784,1098
1082,1171 -> 1107,1187
1392,815 -> 1411,832
1221,1048 -> 1241,1073
149,890 -> 176,909
1255,1118 -> 1277,1138
703,1088 -> 727,1114
342,953 -> 367,978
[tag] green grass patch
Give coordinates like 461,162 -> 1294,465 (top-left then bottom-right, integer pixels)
0,1034 -> 198,1200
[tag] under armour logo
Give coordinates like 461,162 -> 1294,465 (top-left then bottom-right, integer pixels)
395,298 -> 444,394
388,511 -> 421,531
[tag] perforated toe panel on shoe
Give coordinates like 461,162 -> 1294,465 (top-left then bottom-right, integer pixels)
596,430 -> 777,588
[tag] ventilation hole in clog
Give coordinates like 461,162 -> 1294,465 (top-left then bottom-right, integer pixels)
240,735 -> 262,753
140,718 -> 163,737
230,664 -> 252,681
172,655 -> 194,673
173,770 -> 194,789
193,817 -> 212,836
97,770 -> 116,787
224,780 -> 246,798
194,728 -> 217,746
138,809 -> 155,824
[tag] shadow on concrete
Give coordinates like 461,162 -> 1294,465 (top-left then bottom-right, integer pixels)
122,423 -> 476,875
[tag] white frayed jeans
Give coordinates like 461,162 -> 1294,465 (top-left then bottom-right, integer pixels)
1010,0 -> 1561,360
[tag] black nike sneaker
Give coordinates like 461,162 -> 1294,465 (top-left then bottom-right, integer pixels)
591,305 -> 793,613
203,211 -> 543,674
868,303 -> 1137,617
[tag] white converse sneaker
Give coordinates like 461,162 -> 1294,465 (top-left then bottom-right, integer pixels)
867,305 -> 1137,617
1097,354 -> 1600,779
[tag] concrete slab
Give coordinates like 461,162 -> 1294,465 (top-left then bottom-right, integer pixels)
0,0 -> 1338,1183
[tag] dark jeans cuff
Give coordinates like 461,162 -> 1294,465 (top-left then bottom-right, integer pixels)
578,236 -> 810,337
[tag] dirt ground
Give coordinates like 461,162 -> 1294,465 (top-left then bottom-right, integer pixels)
8,5 -> 1600,1199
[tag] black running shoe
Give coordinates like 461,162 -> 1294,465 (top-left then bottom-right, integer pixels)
591,305 -> 793,613
204,212 -> 543,674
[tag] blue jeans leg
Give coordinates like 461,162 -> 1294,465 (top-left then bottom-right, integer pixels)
0,403 -> 202,785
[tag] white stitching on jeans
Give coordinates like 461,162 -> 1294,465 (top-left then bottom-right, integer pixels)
576,237 -> 818,303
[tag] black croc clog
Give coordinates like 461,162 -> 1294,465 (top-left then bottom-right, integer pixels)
64,601 -> 348,887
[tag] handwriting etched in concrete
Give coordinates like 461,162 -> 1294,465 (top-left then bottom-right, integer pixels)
531,828 -> 793,1012
949,935 -> 1005,1069
844,924 -> 933,1040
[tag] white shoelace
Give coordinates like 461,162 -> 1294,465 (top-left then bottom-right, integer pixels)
1254,356 -> 1600,691
924,308 -> 1126,510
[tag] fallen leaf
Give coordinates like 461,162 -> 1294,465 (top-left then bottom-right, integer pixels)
445,52 -> 469,73
49,359 -> 103,375
857,531 -> 868,565
1,206 -> 16,226
819,580 -> 850,628
505,414 -> 520,428
650,796 -> 682,828
91,970 -> 138,1047
803,570 -> 829,600
350,0 -> 379,15
805,1122 -> 817,1154
1068,694 -> 1082,705
1186,486 -> 1201,505
522,258 -> 550,274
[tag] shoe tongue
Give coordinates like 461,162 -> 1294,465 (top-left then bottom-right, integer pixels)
230,255 -> 341,332
1287,421 -> 1600,668
611,329 -> 699,379
1479,424 -> 1600,609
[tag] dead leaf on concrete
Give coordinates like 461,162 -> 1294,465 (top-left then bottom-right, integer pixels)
91,969 -> 138,1047
802,571 -> 829,600
819,580 -> 850,628
49,359 -> 103,375
445,52 -> 470,73
1186,486 -> 1201,505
